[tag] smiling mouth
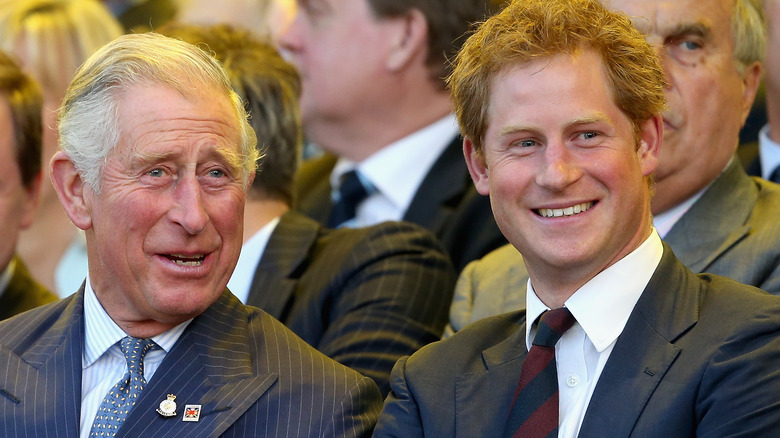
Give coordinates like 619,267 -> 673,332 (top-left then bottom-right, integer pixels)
535,201 -> 594,218
166,254 -> 206,266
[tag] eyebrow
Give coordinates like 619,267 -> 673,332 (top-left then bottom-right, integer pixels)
664,22 -> 711,40
497,114 -> 613,138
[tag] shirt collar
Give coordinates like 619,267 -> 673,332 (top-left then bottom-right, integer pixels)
227,216 -> 281,303
82,274 -> 192,367
759,124 -> 780,180
331,114 -> 459,213
0,257 -> 15,300
525,229 -> 664,352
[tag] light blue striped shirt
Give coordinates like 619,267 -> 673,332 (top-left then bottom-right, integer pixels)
80,274 -> 191,438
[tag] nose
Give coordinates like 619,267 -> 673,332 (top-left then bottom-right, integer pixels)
535,141 -> 582,191
277,10 -> 303,55
170,174 -> 209,235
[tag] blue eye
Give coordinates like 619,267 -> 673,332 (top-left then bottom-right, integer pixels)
149,168 -> 163,177
520,139 -> 537,148
581,132 -> 598,140
680,40 -> 702,51
208,169 -> 225,178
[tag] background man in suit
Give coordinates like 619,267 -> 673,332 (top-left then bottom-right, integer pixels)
0,32 -> 382,437
0,50 -> 56,321
750,0 -> 780,182
375,0 -> 780,436
160,23 -> 457,396
279,0 -> 507,270
447,0 -> 780,334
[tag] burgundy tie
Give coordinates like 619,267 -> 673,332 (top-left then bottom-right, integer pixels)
503,307 -> 576,438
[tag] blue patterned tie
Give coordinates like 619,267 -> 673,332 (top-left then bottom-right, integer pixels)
90,337 -> 156,437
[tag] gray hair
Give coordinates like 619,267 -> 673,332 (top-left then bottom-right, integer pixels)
58,32 -> 258,192
732,0 -> 765,71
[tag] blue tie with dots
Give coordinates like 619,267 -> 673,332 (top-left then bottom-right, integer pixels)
90,337 -> 156,437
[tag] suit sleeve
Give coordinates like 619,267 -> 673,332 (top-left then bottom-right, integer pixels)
697,304 -> 780,436
326,375 -> 384,438
373,356 -> 425,437
316,222 -> 456,396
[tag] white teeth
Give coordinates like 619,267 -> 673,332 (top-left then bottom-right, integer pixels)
173,259 -> 203,266
538,202 -> 593,218
169,254 -> 204,266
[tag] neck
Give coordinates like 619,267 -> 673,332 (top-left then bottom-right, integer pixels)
243,196 -> 289,241
308,85 -> 453,162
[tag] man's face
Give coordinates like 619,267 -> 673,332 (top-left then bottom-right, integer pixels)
609,0 -> 759,213
0,98 -> 39,272
83,84 -> 249,327
465,50 -> 659,290
277,0 -> 404,144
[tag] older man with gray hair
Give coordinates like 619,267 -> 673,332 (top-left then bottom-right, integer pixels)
0,32 -> 381,437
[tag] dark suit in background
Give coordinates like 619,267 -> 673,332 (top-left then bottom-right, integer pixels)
295,137 -> 507,271
246,211 -> 456,396
376,247 -> 780,437
0,256 -> 57,321
0,288 -> 382,437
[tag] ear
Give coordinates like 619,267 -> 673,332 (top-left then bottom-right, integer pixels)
637,115 -> 663,177
386,8 -> 428,72
19,171 -> 42,229
463,137 -> 491,195
50,151 -> 93,230
739,61 -> 761,127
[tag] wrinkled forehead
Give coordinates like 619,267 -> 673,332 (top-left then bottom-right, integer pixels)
605,0 -> 733,38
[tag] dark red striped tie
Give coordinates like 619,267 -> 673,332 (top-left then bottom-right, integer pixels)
503,307 -> 576,438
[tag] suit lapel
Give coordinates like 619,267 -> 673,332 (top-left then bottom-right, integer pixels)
118,292 -> 277,438
404,136 -> 472,233
578,245 -> 699,436
0,290 -> 84,437
245,212 -> 320,320
665,161 -> 755,272
454,318 -> 529,438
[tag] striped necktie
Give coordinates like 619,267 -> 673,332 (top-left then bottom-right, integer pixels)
503,307 -> 576,438
90,336 -> 156,437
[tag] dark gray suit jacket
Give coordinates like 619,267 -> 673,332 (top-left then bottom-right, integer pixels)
246,211 -> 456,396
376,246 -> 780,437
0,288 -> 382,437
447,159 -> 780,333
294,136 -> 507,271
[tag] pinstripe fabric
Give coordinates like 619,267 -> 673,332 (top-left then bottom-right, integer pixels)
82,280 -> 190,438
0,287 -> 383,437
245,211 -> 456,396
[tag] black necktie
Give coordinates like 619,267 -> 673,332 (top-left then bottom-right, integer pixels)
328,170 -> 370,228
769,166 -> 780,184
503,307 -> 576,438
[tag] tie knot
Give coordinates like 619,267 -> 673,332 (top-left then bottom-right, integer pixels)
532,308 -> 575,347
770,165 -> 780,184
337,170 -> 370,204
328,170 -> 374,228
119,336 -> 155,374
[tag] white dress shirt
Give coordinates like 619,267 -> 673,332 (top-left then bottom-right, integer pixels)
758,124 -> 780,180
0,257 -> 14,301
330,114 -> 459,227
80,275 -> 191,438
227,216 -> 280,303
525,229 -> 663,438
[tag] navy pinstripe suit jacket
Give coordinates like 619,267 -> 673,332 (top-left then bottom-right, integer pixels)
0,288 -> 382,437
